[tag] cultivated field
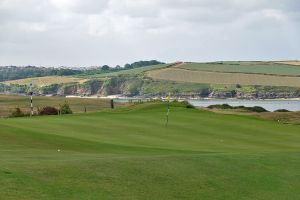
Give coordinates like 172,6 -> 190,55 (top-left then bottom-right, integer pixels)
147,68 -> 300,87
0,95 -> 122,117
273,61 -> 300,66
2,76 -> 87,86
0,102 -> 300,199
177,62 -> 300,76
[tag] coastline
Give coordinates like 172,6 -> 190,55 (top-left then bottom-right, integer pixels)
65,95 -> 300,101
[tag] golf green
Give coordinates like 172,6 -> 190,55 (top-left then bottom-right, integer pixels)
0,103 -> 299,199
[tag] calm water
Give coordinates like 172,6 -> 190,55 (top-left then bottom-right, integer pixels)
115,98 -> 300,112
189,99 -> 300,112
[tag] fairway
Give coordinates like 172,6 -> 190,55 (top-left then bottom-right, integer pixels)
1,103 -> 300,199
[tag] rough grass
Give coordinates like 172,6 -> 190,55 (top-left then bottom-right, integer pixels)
0,95 -> 124,117
2,76 -> 87,86
178,62 -> 300,76
258,111 -> 300,125
0,102 -> 300,199
147,68 -> 300,87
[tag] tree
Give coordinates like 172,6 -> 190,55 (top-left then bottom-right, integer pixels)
59,101 -> 73,114
124,64 -> 132,69
102,65 -> 110,71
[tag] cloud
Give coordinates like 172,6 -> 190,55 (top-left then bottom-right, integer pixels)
0,0 -> 299,66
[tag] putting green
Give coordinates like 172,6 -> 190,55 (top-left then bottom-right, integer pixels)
0,103 -> 299,199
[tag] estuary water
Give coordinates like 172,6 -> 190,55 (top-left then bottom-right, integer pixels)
188,99 -> 300,112
114,98 -> 300,112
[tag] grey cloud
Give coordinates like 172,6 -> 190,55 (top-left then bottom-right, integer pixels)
0,0 -> 299,66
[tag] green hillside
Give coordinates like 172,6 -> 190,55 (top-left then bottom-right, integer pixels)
1,61 -> 300,98
179,62 -> 300,76
77,63 -> 169,78
1,102 -> 300,199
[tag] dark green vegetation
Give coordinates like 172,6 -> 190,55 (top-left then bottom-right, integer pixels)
0,60 -> 164,82
208,104 -> 269,112
0,66 -> 81,82
0,102 -> 300,199
0,95 -> 123,117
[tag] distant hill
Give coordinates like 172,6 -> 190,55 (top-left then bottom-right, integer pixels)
1,61 -> 300,99
146,62 -> 300,87
0,60 -> 164,82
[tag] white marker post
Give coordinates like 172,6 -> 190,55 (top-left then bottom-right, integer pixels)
29,83 -> 33,117
165,93 -> 171,126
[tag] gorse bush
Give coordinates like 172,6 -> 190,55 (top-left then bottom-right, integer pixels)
208,104 -> 233,109
274,109 -> 290,112
208,104 -> 269,113
181,101 -> 195,109
10,107 -> 25,117
244,106 -> 268,113
38,106 -> 58,115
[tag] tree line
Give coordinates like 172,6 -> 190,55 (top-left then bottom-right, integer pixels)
0,60 -> 164,82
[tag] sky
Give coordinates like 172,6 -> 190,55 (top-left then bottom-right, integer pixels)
0,0 -> 299,67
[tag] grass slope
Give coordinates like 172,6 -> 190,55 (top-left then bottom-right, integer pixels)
1,103 -> 300,199
78,64 -> 169,79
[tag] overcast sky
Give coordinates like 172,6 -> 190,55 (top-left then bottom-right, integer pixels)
0,0 -> 299,67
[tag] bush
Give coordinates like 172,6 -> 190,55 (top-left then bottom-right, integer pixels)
208,104 -> 233,109
38,106 -> 58,115
274,109 -> 290,112
244,106 -> 268,113
60,101 -> 73,114
10,107 -> 25,117
207,104 -> 268,113
181,101 -> 195,109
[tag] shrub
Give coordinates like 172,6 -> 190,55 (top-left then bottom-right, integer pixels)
244,106 -> 268,113
181,101 -> 195,109
10,107 -> 25,117
207,104 -> 268,113
60,101 -> 73,114
38,106 -> 58,115
208,104 -> 233,109
274,109 -> 290,112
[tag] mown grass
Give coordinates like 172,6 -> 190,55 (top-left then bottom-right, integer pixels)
179,62 -> 300,76
0,95 -> 123,117
0,102 -> 300,199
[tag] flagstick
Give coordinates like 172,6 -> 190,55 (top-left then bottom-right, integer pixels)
165,102 -> 170,126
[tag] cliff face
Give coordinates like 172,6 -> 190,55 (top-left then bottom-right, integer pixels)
3,78 -> 300,99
